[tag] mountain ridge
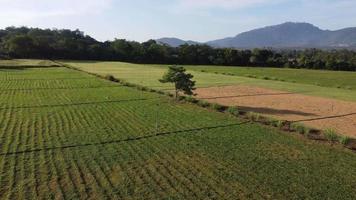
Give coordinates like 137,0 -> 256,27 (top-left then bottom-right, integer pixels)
156,22 -> 356,49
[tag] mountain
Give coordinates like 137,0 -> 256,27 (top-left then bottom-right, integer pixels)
158,22 -> 356,49
156,37 -> 200,47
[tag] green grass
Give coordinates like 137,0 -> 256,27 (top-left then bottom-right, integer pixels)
182,65 -> 356,90
0,59 -> 59,67
0,61 -> 356,199
63,60 -> 356,102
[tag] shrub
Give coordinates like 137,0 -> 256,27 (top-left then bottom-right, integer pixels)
246,74 -> 257,78
185,96 -> 198,103
339,136 -> 351,146
276,120 -> 285,129
137,86 -> 148,91
197,100 -> 211,108
262,76 -> 270,80
247,112 -> 260,121
177,95 -> 186,101
104,74 -> 117,82
291,123 -> 310,135
324,129 -> 339,142
227,106 -> 239,116
211,103 -> 226,112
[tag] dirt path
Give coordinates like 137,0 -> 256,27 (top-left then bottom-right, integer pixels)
196,85 -> 356,138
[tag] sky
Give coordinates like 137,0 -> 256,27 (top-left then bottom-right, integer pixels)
0,0 -> 356,42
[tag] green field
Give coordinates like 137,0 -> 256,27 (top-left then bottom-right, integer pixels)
0,62 -> 356,199
182,65 -> 356,90
64,61 -> 356,102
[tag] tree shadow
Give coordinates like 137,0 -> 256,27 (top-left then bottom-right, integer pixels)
293,112 -> 356,123
199,92 -> 297,100
0,65 -> 60,70
0,97 -> 158,111
0,121 -> 249,157
238,106 -> 317,117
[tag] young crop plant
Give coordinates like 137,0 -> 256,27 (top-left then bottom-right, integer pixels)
275,120 -> 286,129
324,129 -> 340,142
227,106 -> 240,116
211,103 -> 226,112
247,112 -> 261,122
291,123 -> 310,135
339,136 -> 351,146
197,100 -> 211,108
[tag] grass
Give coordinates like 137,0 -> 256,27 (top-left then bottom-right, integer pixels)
62,60 -> 356,102
182,65 -> 356,91
0,60 -> 356,199
324,129 -> 340,142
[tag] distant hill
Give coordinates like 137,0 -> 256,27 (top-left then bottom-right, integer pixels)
156,37 -> 200,47
158,22 -> 356,49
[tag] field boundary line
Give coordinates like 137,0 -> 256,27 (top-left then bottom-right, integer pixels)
0,77 -> 95,81
0,85 -> 124,92
293,112 -> 356,123
0,121 -> 249,157
0,98 -> 159,110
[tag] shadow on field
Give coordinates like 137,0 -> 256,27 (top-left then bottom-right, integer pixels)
0,85 -> 123,92
293,112 -> 356,123
0,65 -> 61,70
1,77 -> 94,81
0,98 -> 159,110
0,121 -> 250,157
238,106 -> 317,117
199,92 -> 298,100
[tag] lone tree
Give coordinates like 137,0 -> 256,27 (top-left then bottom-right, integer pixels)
160,66 -> 196,99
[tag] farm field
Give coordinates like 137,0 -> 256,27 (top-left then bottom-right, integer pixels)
1,61 -> 356,199
64,60 -> 356,136
64,61 -> 356,102
182,65 -> 356,91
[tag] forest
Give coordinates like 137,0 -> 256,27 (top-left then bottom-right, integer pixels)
1,27 -> 356,71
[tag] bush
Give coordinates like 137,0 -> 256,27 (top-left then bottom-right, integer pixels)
247,112 -> 260,121
137,86 -> 148,91
291,123 -> 310,135
324,129 -> 339,142
104,74 -> 117,82
177,96 -> 186,101
339,136 -> 351,146
186,96 -> 199,103
211,103 -> 226,112
197,100 -> 211,108
274,120 -> 285,129
227,106 -> 239,116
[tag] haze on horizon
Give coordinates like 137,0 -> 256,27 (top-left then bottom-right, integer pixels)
0,0 -> 355,42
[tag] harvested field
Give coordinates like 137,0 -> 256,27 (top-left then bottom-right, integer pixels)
196,85 -> 356,137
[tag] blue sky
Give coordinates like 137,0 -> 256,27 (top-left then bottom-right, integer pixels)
1,0 -> 356,42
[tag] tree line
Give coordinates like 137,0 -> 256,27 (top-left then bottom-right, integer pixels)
1,27 -> 356,71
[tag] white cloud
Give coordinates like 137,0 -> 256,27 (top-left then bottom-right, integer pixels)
178,0 -> 277,9
0,0 -> 113,25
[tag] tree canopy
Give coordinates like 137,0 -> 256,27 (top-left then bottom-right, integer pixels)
1,27 -> 356,71
160,66 -> 196,99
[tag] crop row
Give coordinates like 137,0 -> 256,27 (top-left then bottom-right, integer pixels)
1,67 -> 356,199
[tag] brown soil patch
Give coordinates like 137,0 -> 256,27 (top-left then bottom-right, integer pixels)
196,85 -> 356,138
